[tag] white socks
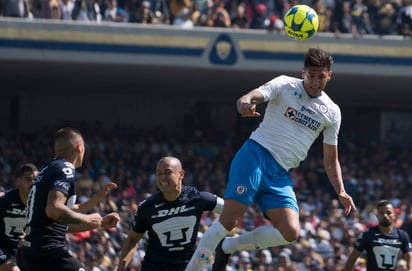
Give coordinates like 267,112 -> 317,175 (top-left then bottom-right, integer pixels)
185,222 -> 293,271
185,220 -> 229,271
222,225 -> 292,254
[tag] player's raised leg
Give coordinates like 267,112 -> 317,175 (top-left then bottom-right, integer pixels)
213,207 -> 299,271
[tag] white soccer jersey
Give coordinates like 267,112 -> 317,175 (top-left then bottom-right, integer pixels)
250,75 -> 341,171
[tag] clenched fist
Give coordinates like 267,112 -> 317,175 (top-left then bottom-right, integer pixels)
101,212 -> 120,229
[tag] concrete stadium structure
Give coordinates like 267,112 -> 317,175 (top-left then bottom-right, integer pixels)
0,18 -> 411,146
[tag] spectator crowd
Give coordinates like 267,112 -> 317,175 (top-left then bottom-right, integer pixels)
0,122 -> 412,270
0,0 -> 411,37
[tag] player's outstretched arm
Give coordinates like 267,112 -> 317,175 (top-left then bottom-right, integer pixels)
46,189 -> 110,232
66,212 -> 103,233
323,143 -> 357,215
67,212 -> 119,233
343,248 -> 361,271
236,89 -> 264,117
46,189 -> 95,224
117,230 -> 145,271
405,251 -> 412,270
73,182 -> 118,213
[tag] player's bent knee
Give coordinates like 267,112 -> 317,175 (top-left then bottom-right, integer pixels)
272,218 -> 300,242
219,200 -> 249,230
219,216 -> 238,231
280,226 -> 299,242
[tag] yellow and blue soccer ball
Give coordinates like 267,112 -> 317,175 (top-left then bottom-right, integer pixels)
284,4 -> 319,40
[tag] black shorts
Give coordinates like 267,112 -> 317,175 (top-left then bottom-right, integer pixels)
19,247 -> 88,271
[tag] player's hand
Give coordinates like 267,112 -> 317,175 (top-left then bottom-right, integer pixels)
99,182 -> 117,197
101,182 -> 118,195
238,103 -> 261,117
338,192 -> 357,215
86,213 -> 103,228
101,212 -> 120,229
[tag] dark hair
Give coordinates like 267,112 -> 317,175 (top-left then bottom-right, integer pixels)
377,199 -> 392,209
16,163 -> 38,178
304,48 -> 334,71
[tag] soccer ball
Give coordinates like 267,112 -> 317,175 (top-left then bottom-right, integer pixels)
283,5 -> 319,40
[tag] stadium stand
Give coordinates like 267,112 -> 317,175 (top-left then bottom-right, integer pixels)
0,9 -> 411,270
0,0 -> 411,37
0,123 -> 411,270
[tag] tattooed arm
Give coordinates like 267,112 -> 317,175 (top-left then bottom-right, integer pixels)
46,190 -> 102,230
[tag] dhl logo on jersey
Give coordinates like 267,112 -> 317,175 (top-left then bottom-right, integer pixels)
151,205 -> 195,218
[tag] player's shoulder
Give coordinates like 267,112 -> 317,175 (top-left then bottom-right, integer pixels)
0,190 -> 7,203
40,158 -> 75,179
318,92 -> 341,121
181,185 -> 207,199
364,226 -> 386,239
394,226 -> 411,238
182,186 -> 218,204
1,189 -> 19,201
0,189 -> 19,209
48,158 -> 74,170
365,225 -> 379,233
182,185 -> 199,194
138,192 -> 162,208
320,91 -> 340,109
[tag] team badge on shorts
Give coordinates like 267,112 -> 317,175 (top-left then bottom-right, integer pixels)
235,185 -> 247,196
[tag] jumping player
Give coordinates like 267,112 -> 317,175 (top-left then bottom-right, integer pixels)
186,47 -> 357,271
